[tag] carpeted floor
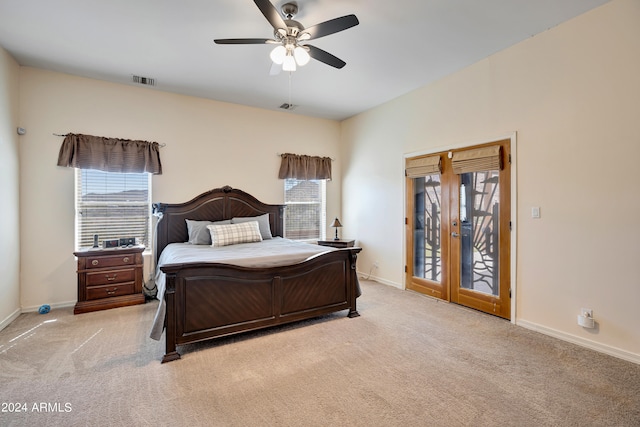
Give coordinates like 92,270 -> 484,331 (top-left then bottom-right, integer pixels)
0,280 -> 639,426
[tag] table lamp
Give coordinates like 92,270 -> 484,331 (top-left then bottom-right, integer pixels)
330,217 -> 342,240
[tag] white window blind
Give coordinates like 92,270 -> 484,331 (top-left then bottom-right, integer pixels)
75,169 -> 152,250
284,178 -> 326,240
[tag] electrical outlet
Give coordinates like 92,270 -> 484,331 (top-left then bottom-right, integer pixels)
373,261 -> 379,269
578,308 -> 595,328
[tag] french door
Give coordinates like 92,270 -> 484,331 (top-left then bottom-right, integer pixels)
405,140 -> 511,319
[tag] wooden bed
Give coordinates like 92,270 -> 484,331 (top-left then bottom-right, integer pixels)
153,185 -> 361,363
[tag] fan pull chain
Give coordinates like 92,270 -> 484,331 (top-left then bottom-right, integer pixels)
288,71 -> 292,108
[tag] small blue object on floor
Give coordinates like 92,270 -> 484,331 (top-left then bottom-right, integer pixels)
38,304 -> 50,314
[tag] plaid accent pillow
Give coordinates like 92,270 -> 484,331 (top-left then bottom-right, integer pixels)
207,221 -> 263,247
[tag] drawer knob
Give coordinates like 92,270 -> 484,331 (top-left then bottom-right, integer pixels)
123,257 -> 130,263
106,274 -> 117,281
106,288 -> 118,295
92,260 -> 99,266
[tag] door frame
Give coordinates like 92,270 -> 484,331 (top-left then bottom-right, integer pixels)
402,132 -> 518,324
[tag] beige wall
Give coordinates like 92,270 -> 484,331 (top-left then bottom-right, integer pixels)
341,0 -> 640,361
18,68 -> 341,310
0,47 -> 21,329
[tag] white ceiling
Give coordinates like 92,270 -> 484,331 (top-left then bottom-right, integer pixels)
0,0 -> 610,121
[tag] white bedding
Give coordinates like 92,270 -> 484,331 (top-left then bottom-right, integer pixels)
149,237 -> 334,340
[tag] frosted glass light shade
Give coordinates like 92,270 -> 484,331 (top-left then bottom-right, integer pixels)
293,46 -> 310,66
283,54 -> 297,71
270,46 -> 286,64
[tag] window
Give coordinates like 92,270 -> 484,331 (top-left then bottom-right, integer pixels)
284,178 -> 326,240
75,169 -> 152,250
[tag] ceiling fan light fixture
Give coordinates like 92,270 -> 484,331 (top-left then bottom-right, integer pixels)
283,53 -> 297,71
293,46 -> 310,66
214,0 -> 359,71
270,45 -> 286,64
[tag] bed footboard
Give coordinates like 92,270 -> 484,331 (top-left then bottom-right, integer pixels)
160,247 -> 361,362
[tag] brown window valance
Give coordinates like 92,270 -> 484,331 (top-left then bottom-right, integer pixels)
452,146 -> 502,174
405,155 -> 441,178
57,133 -> 163,174
278,153 -> 332,180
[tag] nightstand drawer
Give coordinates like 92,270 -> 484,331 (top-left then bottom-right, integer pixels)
86,254 -> 136,269
86,282 -> 135,300
86,268 -> 135,286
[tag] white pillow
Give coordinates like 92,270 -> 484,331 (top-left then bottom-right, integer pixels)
207,221 -> 263,247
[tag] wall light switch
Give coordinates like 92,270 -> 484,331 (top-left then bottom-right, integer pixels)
531,207 -> 541,219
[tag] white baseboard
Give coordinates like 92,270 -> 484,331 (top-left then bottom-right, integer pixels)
0,308 -> 21,333
357,271 -> 402,289
517,319 -> 640,365
21,301 -> 76,314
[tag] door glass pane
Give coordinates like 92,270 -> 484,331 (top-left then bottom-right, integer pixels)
413,175 -> 441,282
459,170 -> 499,295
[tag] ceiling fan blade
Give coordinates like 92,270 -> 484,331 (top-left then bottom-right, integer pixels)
306,45 -> 346,69
303,15 -> 359,40
214,38 -> 274,45
253,0 -> 287,31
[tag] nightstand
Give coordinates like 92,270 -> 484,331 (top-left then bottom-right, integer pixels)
73,246 -> 145,314
318,239 -> 355,248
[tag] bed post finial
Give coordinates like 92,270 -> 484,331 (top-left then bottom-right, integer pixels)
222,185 -> 233,193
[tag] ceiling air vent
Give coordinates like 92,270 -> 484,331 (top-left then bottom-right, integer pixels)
279,103 -> 297,110
132,75 -> 156,86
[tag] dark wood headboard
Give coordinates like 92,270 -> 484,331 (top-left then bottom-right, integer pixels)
152,185 -> 285,262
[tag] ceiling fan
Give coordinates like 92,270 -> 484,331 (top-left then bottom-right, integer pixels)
214,0 -> 359,72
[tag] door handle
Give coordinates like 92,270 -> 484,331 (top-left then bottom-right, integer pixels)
451,232 -> 460,238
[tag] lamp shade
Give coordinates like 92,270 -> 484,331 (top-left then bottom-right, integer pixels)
294,46 -> 310,66
270,45 -> 286,64
283,53 -> 297,71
